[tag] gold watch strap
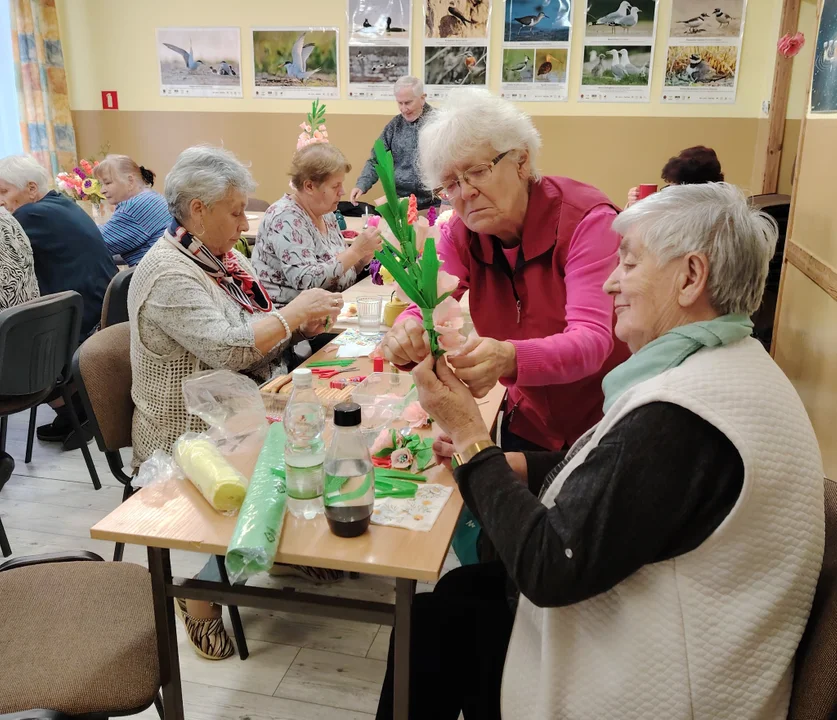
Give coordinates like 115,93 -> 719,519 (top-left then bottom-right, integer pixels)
453,440 -> 496,467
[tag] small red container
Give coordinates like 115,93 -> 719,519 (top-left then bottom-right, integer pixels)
638,184 -> 658,199
373,356 -> 384,373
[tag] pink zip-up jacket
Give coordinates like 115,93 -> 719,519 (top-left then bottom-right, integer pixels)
398,176 -> 631,450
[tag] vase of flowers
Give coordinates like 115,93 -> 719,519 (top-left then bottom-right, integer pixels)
56,159 -> 108,219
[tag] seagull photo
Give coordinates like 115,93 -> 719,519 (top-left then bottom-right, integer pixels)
504,0 -> 570,42
581,44 -> 652,86
252,29 -> 338,90
156,27 -> 242,94
669,0 -> 744,37
426,0 -> 489,39
586,0 -> 656,39
348,0 -> 411,43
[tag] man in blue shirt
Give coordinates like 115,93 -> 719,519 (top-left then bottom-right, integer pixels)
0,154 -> 117,448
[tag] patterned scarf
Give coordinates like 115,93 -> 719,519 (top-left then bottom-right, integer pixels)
165,220 -> 273,314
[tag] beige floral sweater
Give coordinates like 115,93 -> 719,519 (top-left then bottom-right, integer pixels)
128,238 -> 289,466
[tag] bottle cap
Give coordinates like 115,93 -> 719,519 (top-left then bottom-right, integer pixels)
373,356 -> 384,373
333,402 -> 362,427
292,368 -> 313,387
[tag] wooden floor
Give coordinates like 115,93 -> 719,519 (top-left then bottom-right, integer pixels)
0,407 -> 459,719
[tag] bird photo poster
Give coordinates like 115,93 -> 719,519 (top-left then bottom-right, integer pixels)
423,0 -> 491,99
156,28 -> 242,98
347,0 -> 412,100
578,0 -> 659,103
662,0 -> 746,103
810,0 -> 837,113
251,29 -> 340,99
501,0 -> 573,101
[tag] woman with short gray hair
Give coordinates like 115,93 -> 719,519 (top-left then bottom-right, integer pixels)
129,145 -> 343,660
376,182 -> 824,720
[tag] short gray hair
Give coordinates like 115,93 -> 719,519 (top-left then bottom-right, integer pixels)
164,145 -> 256,221
394,75 -> 424,97
612,183 -> 778,316
0,155 -> 50,194
418,89 -> 542,191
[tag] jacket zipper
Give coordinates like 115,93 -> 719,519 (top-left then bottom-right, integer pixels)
494,238 -> 524,325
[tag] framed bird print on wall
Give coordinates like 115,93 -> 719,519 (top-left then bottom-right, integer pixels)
156,27 -> 242,98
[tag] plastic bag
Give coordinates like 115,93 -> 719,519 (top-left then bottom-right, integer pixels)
226,420 -> 288,584
172,432 -> 250,514
182,369 -> 268,479
136,449 -> 184,488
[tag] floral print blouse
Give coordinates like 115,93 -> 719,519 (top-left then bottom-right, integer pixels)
251,194 -> 359,307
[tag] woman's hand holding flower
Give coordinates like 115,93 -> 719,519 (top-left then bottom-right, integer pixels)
447,334 -> 517,398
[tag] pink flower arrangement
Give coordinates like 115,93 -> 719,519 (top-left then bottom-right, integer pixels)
778,32 -> 805,59
56,158 -> 103,204
296,100 -> 329,150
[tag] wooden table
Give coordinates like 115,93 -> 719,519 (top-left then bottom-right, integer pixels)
91,344 -> 505,720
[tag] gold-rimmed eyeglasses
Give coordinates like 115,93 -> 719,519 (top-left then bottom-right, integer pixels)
433,151 -> 510,201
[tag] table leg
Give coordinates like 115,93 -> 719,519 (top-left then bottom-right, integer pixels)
393,577 -> 416,720
148,546 -> 184,720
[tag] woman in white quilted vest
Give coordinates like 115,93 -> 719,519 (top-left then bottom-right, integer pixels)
129,145 -> 343,661
376,182 -> 825,720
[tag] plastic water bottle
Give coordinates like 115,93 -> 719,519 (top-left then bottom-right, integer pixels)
283,368 -> 325,519
324,403 -> 375,537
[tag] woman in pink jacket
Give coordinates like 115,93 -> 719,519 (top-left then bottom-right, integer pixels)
381,89 -> 629,453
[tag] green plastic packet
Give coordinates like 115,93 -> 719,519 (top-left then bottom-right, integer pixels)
225,421 -> 288,584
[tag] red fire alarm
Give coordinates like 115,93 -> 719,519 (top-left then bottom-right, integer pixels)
101,91 -> 119,110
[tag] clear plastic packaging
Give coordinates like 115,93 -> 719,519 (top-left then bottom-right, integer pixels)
352,372 -> 413,443
226,420 -> 288,584
172,432 -> 249,514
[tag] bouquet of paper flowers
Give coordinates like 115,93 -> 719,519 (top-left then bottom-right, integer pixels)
370,140 -> 464,355
296,99 -> 329,150
56,159 -> 105,205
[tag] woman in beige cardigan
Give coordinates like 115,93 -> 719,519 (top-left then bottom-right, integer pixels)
128,145 -> 341,660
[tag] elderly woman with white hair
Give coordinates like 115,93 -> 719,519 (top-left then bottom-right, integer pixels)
350,75 -> 437,209
376,183 -> 824,720
129,145 -> 343,660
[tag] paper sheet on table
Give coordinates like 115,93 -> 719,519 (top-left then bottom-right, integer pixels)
371,484 -> 453,532
337,343 -> 376,358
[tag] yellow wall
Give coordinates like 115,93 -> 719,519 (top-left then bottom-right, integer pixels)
58,0 -> 784,118
55,0 -> 794,203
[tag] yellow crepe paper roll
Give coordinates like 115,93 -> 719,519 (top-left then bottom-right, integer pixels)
173,436 -> 249,513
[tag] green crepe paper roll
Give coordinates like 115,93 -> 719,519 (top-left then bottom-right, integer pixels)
173,435 -> 249,513
225,421 -> 288,585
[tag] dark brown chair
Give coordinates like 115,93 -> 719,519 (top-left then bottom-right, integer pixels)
73,324 -> 134,561
0,551 -> 161,720
787,477 -> 837,719
246,197 -> 270,211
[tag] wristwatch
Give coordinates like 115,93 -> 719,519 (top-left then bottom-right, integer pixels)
453,439 -> 496,468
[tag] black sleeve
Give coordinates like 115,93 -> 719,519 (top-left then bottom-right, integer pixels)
454,402 -> 744,608
521,450 -> 567,496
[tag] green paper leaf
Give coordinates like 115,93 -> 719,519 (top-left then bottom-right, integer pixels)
415,448 -> 434,471
421,237 -> 440,305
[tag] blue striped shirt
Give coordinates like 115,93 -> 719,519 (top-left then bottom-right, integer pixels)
100,189 -> 171,266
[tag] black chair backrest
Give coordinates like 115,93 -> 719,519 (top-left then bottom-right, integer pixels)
246,197 -> 270,212
0,292 -> 82,397
101,267 -> 135,329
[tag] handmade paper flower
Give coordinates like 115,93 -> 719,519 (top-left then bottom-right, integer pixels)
432,296 -> 464,334
391,447 -> 414,469
370,427 -> 394,455
370,259 -> 384,286
80,159 -> 93,175
380,266 -> 394,284
367,215 -> 381,228
402,401 -> 430,429
436,209 -> 455,226
437,330 -> 466,352
437,270 -> 459,296
313,130 -> 324,140
426,206 -> 437,227
406,194 -> 418,225
318,125 -> 327,131
778,32 -> 805,58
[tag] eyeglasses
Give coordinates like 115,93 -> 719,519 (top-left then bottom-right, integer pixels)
433,152 -> 510,201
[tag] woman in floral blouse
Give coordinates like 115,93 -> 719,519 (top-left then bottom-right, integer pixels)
252,143 -> 383,306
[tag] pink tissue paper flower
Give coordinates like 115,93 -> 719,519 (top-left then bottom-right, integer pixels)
778,32 -> 805,58
367,215 -> 381,228
370,428 -> 394,455
391,447 -> 414,469
402,401 -> 430,429
437,330 -> 466,352
432,296 -> 464,334
437,270 -> 459,296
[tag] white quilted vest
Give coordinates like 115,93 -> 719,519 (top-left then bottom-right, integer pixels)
501,338 -> 825,720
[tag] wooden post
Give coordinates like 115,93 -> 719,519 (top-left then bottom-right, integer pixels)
760,0 -> 803,194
